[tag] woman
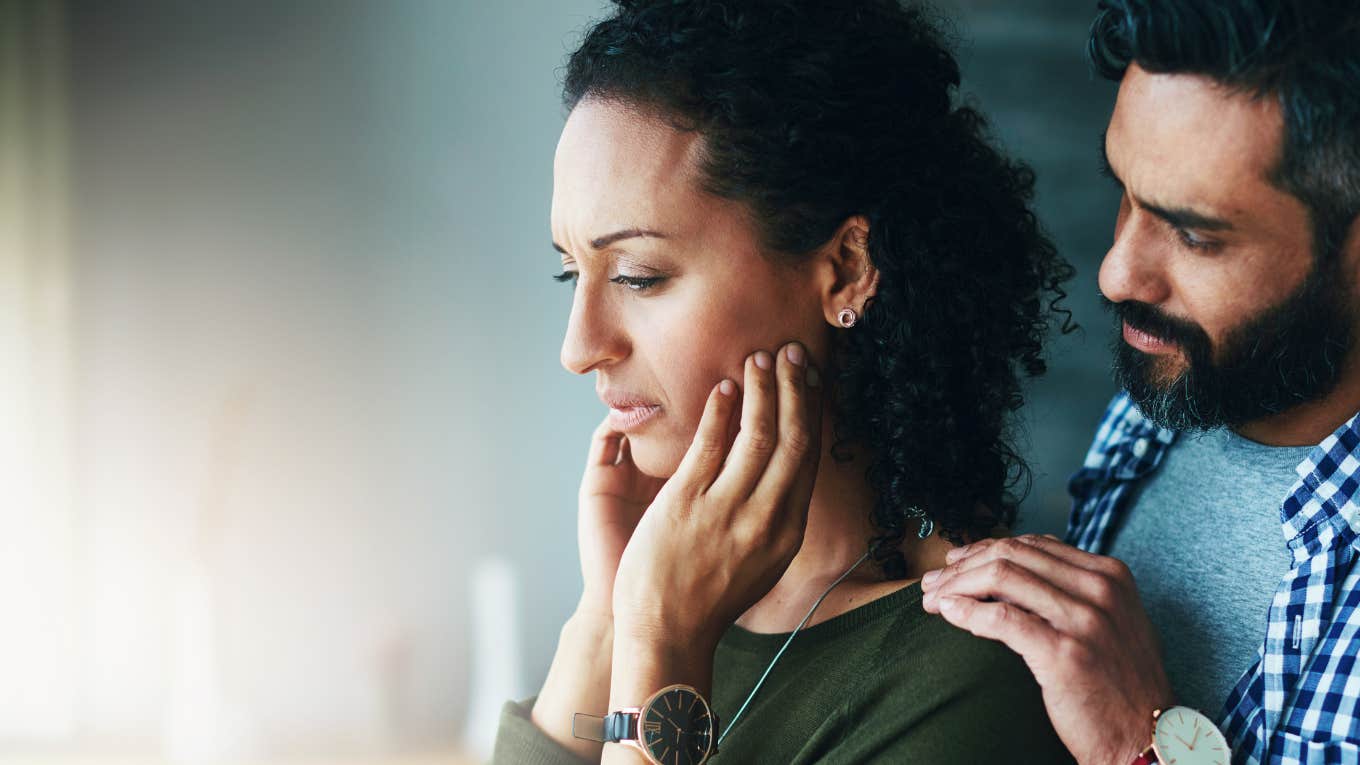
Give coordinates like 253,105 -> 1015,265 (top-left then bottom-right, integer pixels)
494,1 -> 1076,762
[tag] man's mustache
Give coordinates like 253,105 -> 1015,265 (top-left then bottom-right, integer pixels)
1100,296 -> 1209,350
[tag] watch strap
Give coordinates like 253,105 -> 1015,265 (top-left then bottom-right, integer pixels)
602,710 -> 638,743
1131,749 -> 1156,765
571,712 -> 606,743
571,710 -> 639,744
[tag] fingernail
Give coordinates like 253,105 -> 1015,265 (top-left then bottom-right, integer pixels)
922,590 -> 936,608
938,597 -> 959,614
719,379 -> 736,396
806,366 -> 821,387
921,570 -> 939,588
785,343 -> 806,366
754,351 -> 772,370
945,546 -> 969,563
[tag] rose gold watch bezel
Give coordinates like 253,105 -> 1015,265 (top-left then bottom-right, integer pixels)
623,684 -> 714,765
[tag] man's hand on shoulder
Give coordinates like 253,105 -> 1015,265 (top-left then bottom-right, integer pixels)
920,534 -> 1174,765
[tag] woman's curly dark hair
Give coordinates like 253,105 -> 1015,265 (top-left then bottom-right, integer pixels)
563,0 -> 1075,578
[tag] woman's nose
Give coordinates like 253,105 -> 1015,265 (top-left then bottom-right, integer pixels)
559,286 -> 628,375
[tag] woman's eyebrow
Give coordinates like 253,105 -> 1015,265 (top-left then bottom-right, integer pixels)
552,227 -> 669,255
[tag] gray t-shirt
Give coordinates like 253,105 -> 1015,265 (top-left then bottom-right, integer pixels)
1106,428 -> 1310,716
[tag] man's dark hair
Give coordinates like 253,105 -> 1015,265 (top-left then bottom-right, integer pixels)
1089,0 -> 1360,260
562,0 -> 1074,577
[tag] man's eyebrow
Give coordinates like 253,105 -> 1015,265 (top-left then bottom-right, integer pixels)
1098,129 -> 1234,233
1098,130 -> 1122,188
1144,202 -> 1235,232
552,228 -> 669,255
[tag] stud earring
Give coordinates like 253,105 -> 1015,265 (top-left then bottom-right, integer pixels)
837,307 -> 858,328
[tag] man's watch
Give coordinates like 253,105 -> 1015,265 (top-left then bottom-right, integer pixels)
1131,706 -> 1230,765
573,683 -> 719,764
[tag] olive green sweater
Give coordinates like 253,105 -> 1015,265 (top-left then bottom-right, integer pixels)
492,582 -> 1074,764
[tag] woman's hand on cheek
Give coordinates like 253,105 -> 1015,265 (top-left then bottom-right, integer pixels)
575,418 -> 667,621
610,341 -> 824,652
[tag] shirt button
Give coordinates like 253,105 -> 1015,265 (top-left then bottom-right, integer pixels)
1132,438 -> 1149,458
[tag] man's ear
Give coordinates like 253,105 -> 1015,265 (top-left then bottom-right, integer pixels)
816,214 -> 879,327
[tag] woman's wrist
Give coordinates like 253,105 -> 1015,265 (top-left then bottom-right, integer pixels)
609,632 -> 716,709
574,594 -> 615,627
527,610 -> 618,760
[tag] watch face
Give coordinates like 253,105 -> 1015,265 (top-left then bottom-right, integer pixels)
640,685 -> 714,765
1152,706 -> 1230,765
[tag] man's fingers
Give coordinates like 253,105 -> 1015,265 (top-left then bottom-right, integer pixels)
932,538 -> 1089,593
673,378 -> 740,491
943,536 -> 997,564
946,534 -> 1111,575
935,596 -> 1062,664
922,554 -> 1103,635
712,351 -> 779,499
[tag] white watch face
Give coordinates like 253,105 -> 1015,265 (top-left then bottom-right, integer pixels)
1152,706 -> 1230,765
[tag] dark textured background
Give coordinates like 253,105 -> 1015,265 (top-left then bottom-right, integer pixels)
941,0 -> 1123,531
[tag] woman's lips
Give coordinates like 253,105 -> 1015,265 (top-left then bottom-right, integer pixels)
608,404 -> 662,431
1123,321 -> 1176,354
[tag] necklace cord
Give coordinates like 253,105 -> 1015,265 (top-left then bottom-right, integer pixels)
715,550 -> 872,747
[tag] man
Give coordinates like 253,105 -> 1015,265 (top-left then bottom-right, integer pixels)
920,1 -> 1360,764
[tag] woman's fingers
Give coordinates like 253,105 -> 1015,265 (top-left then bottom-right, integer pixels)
711,350 -> 780,500
672,377 -> 740,492
753,342 -> 822,510
586,416 -> 624,467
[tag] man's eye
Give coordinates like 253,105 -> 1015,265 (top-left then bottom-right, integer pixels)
552,270 -> 579,288
1176,229 -> 1218,252
610,275 -> 665,292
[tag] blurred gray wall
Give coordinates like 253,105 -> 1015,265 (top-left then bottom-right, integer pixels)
29,0 -> 1119,757
944,1 -> 1124,525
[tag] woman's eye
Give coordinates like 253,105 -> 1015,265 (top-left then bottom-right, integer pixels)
552,270 -> 665,292
610,274 -> 665,292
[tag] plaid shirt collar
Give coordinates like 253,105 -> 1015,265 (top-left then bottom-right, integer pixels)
1067,392 -> 1360,764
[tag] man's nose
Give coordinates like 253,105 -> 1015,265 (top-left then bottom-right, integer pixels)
1098,199 -> 1171,307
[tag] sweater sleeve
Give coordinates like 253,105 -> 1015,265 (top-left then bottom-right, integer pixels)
490,696 -> 595,765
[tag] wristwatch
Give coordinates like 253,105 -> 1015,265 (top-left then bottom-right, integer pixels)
573,683 -> 719,764
1131,706 -> 1229,765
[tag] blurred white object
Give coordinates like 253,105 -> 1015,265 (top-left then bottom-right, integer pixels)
463,556 -> 523,762
162,389 -> 258,763
0,0 -> 78,740
162,560 -> 257,763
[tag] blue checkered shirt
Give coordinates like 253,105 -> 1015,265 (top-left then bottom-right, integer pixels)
1067,392 -> 1360,764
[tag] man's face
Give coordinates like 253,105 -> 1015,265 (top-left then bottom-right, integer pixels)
1099,64 -> 1353,431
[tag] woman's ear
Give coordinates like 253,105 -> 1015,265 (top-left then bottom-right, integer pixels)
817,214 -> 879,328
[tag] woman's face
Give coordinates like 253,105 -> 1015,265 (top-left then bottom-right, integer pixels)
551,98 -> 828,478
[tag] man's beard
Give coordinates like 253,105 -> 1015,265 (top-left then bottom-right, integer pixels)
1107,258 -> 1354,432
